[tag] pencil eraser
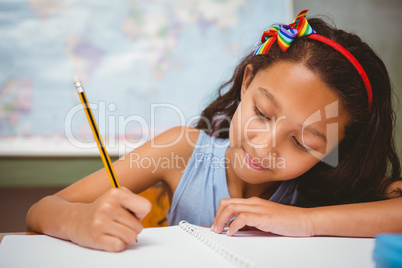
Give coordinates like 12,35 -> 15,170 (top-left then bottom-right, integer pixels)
73,76 -> 84,93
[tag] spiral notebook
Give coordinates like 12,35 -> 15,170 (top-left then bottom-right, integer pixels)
0,221 -> 375,268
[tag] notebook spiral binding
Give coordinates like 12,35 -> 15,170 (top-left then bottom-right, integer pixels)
179,220 -> 256,268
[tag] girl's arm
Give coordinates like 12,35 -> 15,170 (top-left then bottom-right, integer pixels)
212,181 -> 402,237
309,196 -> 402,237
26,126 -> 199,251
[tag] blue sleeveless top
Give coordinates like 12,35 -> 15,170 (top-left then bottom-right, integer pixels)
166,130 -> 301,226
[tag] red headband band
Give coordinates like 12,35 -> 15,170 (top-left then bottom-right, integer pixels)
254,10 -> 373,110
307,34 -> 373,110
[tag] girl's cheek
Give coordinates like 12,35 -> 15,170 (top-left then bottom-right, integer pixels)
287,154 -> 319,176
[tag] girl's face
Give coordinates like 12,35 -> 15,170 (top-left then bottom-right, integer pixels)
228,61 -> 350,184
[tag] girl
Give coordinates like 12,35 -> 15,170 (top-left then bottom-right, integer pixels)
26,10 -> 402,251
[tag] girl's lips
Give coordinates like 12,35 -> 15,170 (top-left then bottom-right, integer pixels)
243,148 -> 270,171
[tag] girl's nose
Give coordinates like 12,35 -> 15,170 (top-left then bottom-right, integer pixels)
248,124 -> 279,158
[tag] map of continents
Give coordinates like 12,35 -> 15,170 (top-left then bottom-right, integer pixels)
0,0 -> 289,154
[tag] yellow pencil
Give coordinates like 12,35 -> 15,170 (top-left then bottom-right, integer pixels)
73,77 -> 120,189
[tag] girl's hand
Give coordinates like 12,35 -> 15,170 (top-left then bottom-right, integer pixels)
67,187 -> 152,252
211,197 -> 314,237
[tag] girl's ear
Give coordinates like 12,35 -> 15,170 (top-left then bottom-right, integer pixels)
241,64 -> 254,99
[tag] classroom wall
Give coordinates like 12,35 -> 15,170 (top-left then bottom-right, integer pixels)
1,0 -> 401,187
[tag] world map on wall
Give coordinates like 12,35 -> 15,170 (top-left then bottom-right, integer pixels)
0,0 -> 290,155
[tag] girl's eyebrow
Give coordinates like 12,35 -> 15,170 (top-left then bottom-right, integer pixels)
258,87 -> 281,110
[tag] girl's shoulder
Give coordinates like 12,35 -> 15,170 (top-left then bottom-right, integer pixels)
151,125 -> 200,164
154,126 -> 201,156
151,126 -> 229,194
151,126 -> 200,191
158,126 -> 229,157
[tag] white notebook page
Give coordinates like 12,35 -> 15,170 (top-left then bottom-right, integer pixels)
0,223 -> 375,268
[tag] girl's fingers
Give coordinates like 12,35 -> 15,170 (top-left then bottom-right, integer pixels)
109,205 -> 144,235
213,197 -> 275,234
101,188 -> 151,244
213,198 -> 313,237
215,197 -> 264,220
80,188 -> 151,251
104,219 -> 139,246
118,187 -> 152,220
226,213 -> 263,236
214,198 -> 250,222
96,234 -> 127,252
213,202 -> 261,233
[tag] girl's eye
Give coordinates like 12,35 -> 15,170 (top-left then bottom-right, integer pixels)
292,137 -> 310,152
253,106 -> 270,120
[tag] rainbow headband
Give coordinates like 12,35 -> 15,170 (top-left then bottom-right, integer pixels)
254,10 -> 373,110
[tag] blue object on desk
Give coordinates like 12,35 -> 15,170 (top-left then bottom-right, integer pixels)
373,234 -> 402,268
